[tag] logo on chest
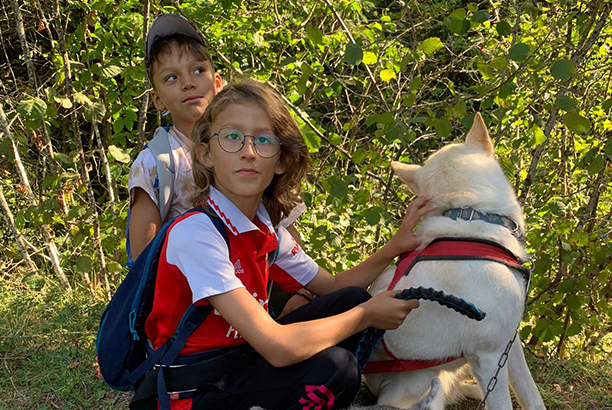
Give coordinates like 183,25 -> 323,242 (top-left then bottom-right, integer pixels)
234,259 -> 244,275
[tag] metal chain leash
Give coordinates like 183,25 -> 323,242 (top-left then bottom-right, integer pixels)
474,257 -> 533,410
474,328 -> 518,410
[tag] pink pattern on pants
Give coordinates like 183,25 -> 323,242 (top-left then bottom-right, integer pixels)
298,384 -> 335,410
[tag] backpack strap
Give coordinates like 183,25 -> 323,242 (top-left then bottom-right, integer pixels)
148,126 -> 175,224
130,206 -> 231,410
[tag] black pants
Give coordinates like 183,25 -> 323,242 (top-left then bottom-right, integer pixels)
191,286 -> 371,410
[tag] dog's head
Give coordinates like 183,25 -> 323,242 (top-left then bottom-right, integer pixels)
392,113 -> 521,218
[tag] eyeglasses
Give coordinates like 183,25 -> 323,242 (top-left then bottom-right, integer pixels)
212,127 -> 282,158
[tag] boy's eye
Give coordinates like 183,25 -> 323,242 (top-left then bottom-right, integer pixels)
194,67 -> 205,74
224,132 -> 243,141
165,74 -> 177,82
255,135 -> 275,145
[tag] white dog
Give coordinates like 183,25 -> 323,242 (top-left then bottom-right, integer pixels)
362,114 -> 546,410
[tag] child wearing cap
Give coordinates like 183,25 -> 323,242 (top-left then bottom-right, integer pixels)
128,13 -> 224,262
127,15 -> 310,315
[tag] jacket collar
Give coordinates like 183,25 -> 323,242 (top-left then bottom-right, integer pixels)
206,186 -> 275,237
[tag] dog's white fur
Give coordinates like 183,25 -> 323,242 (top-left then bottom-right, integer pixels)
362,114 -> 546,410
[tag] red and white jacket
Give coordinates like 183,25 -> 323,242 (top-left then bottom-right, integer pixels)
145,186 -> 319,355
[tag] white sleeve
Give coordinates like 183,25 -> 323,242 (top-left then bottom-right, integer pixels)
128,148 -> 159,208
272,223 -> 319,287
165,213 -> 244,303
279,201 -> 307,228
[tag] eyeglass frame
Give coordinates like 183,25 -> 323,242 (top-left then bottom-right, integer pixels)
210,127 -> 283,158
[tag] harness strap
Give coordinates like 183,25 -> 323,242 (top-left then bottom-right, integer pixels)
362,238 -> 529,375
389,238 -> 528,290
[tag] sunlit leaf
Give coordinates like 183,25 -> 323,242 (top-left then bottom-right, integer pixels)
108,145 -> 131,163
380,68 -> 396,82
418,37 -> 444,56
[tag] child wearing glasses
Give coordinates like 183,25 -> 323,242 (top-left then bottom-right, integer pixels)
141,80 -> 435,409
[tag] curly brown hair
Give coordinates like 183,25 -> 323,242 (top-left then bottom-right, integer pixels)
190,80 -> 311,226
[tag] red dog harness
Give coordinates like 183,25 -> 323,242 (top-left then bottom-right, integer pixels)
363,238 -> 529,374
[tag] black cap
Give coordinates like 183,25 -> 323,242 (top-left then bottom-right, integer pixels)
145,13 -> 204,74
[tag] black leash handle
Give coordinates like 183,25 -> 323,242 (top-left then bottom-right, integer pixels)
356,286 -> 487,372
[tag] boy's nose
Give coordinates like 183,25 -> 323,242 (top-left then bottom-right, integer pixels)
240,138 -> 257,159
182,78 -> 196,90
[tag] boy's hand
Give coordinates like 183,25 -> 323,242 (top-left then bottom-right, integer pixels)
362,290 -> 419,330
385,196 -> 436,257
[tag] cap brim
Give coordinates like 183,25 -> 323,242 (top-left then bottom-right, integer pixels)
145,13 -> 203,68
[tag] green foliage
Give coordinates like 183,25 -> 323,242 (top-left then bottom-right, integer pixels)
0,0 -> 610,363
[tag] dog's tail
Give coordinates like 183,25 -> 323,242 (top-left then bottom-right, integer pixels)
408,378 -> 443,410
507,339 -> 547,409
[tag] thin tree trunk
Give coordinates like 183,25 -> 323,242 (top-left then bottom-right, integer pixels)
138,0 -> 151,150
10,0 -> 58,175
51,0 -> 109,295
0,103 -> 71,291
93,125 -> 117,227
0,184 -> 39,274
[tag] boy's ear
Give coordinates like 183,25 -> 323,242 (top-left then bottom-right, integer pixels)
274,161 -> 285,176
151,88 -> 167,112
213,72 -> 223,94
195,142 -> 214,169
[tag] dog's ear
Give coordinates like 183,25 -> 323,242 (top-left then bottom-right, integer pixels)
392,161 -> 421,194
466,113 -> 494,155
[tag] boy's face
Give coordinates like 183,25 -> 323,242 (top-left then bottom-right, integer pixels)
198,102 -> 285,211
150,47 -> 222,136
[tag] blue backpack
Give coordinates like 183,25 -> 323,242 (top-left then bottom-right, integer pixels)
97,206 -> 229,409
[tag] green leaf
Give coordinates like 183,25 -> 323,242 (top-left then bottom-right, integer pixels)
84,102 -> 107,123
472,10 -> 491,23
548,200 -> 565,216
305,24 -> 324,45
418,37 -> 444,56
101,64 -> 122,78
555,95 -> 576,111
366,112 -> 394,126
365,208 -> 381,225
566,294 -> 581,311
76,255 -> 92,273
496,21 -> 512,36
557,278 -> 577,293
330,179 -> 349,198
17,97 -> 47,127
562,112 -> 591,134
434,118 -> 452,138
444,16 -> 466,34
499,82 -> 515,99
550,59 -> 576,81
344,43 -> 363,66
508,43 -> 529,61
108,145 -> 131,163
106,261 -> 124,273
587,156 -> 605,175
53,152 -> 73,165
566,321 -> 581,337
352,148 -> 367,164
477,63 -> 494,79
363,51 -> 378,65
380,68 -> 396,82
300,120 -> 321,152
